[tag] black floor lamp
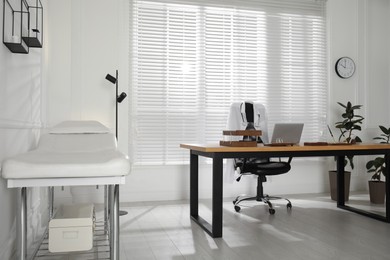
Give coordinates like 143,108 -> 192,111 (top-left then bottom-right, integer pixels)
105,70 -> 127,139
105,69 -> 128,216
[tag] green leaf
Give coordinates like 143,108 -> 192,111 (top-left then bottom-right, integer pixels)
344,158 -> 349,168
353,118 -> 364,123
337,102 -> 347,108
351,105 -> 362,110
347,155 -> 354,169
366,160 -> 375,169
374,157 -> 385,166
379,125 -> 388,134
345,122 -> 353,130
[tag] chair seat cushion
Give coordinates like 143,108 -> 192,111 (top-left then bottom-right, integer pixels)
238,159 -> 291,176
253,162 -> 291,175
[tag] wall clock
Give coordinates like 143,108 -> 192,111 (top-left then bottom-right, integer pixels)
335,57 -> 355,79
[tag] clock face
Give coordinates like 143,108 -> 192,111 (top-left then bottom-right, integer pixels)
335,57 -> 355,79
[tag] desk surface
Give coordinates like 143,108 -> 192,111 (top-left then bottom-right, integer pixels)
180,143 -> 390,153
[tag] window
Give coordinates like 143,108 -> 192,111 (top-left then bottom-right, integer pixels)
131,0 -> 328,165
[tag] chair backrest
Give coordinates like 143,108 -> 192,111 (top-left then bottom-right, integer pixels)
227,102 -> 269,172
224,102 -> 291,181
226,102 -> 269,143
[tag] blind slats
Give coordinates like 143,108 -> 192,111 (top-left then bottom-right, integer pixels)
131,0 -> 327,165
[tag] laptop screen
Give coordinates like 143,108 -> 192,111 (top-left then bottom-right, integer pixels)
270,123 -> 304,144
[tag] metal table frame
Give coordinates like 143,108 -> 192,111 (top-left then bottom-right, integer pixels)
181,143 -> 390,238
7,176 -> 125,260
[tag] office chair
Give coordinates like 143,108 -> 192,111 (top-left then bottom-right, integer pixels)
230,102 -> 292,214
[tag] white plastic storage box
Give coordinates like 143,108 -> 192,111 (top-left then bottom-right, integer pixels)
49,203 -> 95,253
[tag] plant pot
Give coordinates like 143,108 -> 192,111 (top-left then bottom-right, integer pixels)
368,181 -> 385,204
329,170 -> 351,202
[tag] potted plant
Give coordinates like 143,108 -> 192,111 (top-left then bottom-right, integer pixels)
365,125 -> 389,204
328,101 -> 364,201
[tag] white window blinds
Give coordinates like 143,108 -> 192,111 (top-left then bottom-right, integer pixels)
131,0 -> 328,165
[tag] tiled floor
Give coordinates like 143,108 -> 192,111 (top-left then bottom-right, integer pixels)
35,193 -> 390,260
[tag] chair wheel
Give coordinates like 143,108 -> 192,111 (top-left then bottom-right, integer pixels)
269,208 -> 276,214
234,206 -> 241,212
287,203 -> 292,209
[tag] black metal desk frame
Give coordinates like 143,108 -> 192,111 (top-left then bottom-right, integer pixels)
187,146 -> 390,238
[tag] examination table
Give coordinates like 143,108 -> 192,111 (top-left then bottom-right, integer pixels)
1,121 -> 130,260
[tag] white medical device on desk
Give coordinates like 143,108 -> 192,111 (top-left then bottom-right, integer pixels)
1,120 -> 130,260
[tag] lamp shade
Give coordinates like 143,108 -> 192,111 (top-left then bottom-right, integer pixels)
105,74 -> 117,84
117,92 -> 127,103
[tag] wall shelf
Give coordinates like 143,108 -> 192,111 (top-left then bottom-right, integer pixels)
2,0 -> 30,54
23,0 -> 43,48
2,0 -> 43,53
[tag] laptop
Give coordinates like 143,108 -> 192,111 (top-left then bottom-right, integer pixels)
268,123 -> 304,145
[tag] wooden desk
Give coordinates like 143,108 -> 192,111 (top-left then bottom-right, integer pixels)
180,143 -> 390,238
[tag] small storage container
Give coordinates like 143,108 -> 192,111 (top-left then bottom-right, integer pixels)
49,203 -> 95,253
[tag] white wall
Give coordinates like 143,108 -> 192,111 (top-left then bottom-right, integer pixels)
328,0 -> 390,190
46,0 -> 129,148
44,0 -> 390,205
329,0 -> 390,129
364,0 -> 390,128
0,0 -> 47,258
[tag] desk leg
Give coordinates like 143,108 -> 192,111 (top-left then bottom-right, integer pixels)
18,187 -> 27,260
190,153 -> 199,218
386,154 -> 390,222
337,153 -> 390,223
189,152 -> 223,238
336,156 -> 345,207
109,184 -> 120,260
212,156 -> 223,237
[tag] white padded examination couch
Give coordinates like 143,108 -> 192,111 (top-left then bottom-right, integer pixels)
1,121 -> 130,260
